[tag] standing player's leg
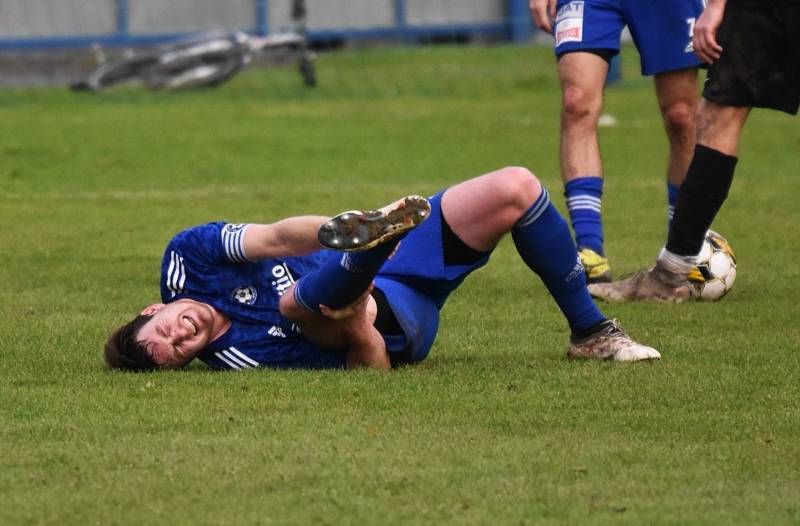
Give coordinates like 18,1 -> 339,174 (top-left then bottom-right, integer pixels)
586,101 -> 749,302
663,101 -> 750,263
654,68 -> 699,224
549,0 -> 630,283
558,52 -> 613,283
441,167 -> 660,361
587,0 -> 798,302
624,0 -> 703,222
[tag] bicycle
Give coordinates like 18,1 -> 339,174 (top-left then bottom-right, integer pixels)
70,28 -> 316,92
71,0 -> 316,92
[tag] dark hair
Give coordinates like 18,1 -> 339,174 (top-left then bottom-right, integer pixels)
104,314 -> 158,372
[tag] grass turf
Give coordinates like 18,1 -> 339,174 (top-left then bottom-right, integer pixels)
1,43 -> 799,525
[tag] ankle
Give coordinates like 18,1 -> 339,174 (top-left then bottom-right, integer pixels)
657,248 -> 694,277
653,250 -> 691,287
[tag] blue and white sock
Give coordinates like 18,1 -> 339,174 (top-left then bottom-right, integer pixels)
564,176 -> 604,255
293,240 -> 399,313
512,188 -> 606,333
667,182 -> 680,225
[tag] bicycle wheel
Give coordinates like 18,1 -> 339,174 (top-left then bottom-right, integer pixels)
71,54 -> 158,91
144,36 -> 249,89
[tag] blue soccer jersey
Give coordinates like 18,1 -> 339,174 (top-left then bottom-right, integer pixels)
160,222 -> 347,370
553,0 -> 704,75
160,198 -> 492,371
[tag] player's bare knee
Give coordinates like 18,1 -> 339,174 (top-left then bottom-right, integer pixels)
562,85 -> 599,126
498,167 -> 542,211
662,101 -> 695,143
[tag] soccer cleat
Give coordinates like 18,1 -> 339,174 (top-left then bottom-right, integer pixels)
318,195 -> 431,252
568,319 -> 661,362
578,247 -> 613,283
587,261 -> 690,303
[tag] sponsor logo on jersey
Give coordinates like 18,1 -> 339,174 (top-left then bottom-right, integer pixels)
232,285 -> 258,305
270,262 -> 295,296
555,1 -> 584,47
268,326 -> 286,338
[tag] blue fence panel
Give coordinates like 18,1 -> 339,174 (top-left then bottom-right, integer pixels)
0,0 -> 536,50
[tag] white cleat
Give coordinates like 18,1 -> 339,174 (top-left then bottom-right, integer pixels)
567,319 -> 661,362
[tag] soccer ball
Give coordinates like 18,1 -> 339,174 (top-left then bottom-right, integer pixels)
688,230 -> 737,301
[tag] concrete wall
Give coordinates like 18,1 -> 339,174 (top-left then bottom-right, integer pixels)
0,0 -> 115,37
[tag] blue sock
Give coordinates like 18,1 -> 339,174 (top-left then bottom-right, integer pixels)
667,182 -> 680,225
293,240 -> 399,313
564,177 -> 604,255
512,188 -> 606,333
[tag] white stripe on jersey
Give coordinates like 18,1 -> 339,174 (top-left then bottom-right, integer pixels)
214,352 -> 241,369
227,346 -> 259,367
221,350 -> 252,369
221,224 -> 252,263
166,251 -> 186,298
213,347 -> 259,370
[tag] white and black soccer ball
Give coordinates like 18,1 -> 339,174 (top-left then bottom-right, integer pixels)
688,230 -> 737,301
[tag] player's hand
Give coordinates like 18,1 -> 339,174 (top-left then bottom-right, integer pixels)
529,0 -> 556,33
693,2 -> 725,64
319,284 -> 374,322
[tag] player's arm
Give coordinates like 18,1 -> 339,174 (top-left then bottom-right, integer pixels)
242,215 -> 328,260
529,0 -> 557,33
279,284 -> 391,370
693,0 -> 726,64
319,287 -> 391,370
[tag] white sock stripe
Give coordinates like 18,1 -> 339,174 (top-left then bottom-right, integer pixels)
566,195 -> 601,205
566,198 -> 602,210
227,346 -> 259,367
516,189 -> 551,228
292,282 -> 315,312
568,203 -> 602,212
215,352 -> 241,369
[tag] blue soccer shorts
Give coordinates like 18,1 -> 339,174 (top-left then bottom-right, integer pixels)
553,0 -> 704,75
374,191 -> 491,365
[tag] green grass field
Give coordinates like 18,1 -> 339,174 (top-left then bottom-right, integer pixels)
1,44 -> 798,525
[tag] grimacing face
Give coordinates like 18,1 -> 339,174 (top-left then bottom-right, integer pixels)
136,299 -> 218,368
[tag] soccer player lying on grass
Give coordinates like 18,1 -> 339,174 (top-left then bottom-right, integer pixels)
104,167 -> 660,371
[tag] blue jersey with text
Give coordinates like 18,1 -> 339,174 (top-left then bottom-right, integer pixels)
160,196 -> 491,371
553,0 -> 704,75
160,222 -> 347,370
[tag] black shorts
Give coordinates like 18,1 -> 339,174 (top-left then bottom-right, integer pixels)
703,0 -> 800,115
